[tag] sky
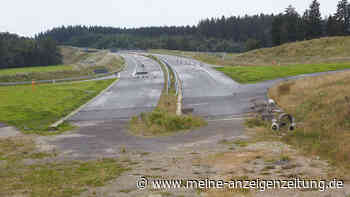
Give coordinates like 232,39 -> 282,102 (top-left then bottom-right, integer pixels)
1,0 -> 338,37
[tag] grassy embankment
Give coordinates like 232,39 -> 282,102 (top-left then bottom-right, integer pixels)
0,79 -> 116,135
129,55 -> 206,136
151,36 -> 350,83
0,46 -> 125,82
0,137 -> 129,197
247,71 -> 350,177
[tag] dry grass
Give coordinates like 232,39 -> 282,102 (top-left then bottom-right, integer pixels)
235,36 -> 350,66
0,137 -> 129,197
129,91 -> 206,136
152,36 -> 350,66
269,70 -> 350,177
60,46 -> 124,73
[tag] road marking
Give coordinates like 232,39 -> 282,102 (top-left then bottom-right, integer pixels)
188,103 -> 209,106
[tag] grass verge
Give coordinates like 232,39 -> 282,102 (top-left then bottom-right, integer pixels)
248,70 -> 350,177
0,79 -> 116,134
215,63 -> 350,83
129,55 -> 206,136
0,137 -> 129,197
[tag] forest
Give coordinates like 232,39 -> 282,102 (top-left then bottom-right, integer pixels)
0,33 -> 62,69
38,0 -> 350,52
1,0 -> 350,68
36,15 -> 274,53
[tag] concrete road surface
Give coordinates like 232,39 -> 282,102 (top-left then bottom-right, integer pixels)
156,54 -> 271,118
40,52 -> 345,159
45,53 -> 246,158
69,53 -> 164,121
44,53 -> 280,158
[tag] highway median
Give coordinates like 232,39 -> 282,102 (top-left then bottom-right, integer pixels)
129,55 -> 206,137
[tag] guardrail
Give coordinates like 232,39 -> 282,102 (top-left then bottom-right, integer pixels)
143,54 -> 171,94
164,60 -> 171,94
159,58 -> 180,96
157,56 -> 183,115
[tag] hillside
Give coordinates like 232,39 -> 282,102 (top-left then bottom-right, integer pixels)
268,70 -> 350,177
153,36 -> 350,67
153,37 -> 350,83
0,46 -> 124,82
233,36 -> 350,66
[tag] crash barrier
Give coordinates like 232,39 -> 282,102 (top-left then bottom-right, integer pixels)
159,58 -> 180,96
0,71 -> 119,86
155,58 -> 171,94
252,99 -> 296,132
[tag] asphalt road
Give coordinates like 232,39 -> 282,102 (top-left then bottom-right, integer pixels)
46,53 -> 246,158
69,53 -> 164,121
156,54 -> 271,118
46,52 -> 334,158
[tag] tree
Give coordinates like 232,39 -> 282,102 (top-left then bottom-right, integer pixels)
245,38 -> 261,51
303,0 -> 323,39
272,15 -> 284,45
326,15 -> 343,36
284,5 -> 303,42
0,32 -> 62,69
271,6 -> 303,46
335,0 -> 350,34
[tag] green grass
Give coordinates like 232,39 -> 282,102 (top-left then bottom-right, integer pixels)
215,62 -> 350,83
0,65 -> 74,76
0,79 -> 116,134
0,137 -> 129,197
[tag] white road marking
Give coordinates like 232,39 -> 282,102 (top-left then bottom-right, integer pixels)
188,103 -> 209,106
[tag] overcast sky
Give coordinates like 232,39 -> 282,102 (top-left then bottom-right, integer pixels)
1,0 -> 338,37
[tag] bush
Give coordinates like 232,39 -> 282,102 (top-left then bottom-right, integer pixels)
129,109 -> 207,136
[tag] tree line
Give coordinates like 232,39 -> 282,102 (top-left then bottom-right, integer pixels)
0,33 -> 62,69
38,0 -> 350,53
1,0 -> 350,68
36,15 -> 277,52
272,0 -> 350,45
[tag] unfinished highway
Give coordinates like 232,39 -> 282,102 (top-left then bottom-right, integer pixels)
69,53 -> 164,121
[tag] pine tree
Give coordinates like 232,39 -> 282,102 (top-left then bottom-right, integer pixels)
305,0 -> 323,39
326,15 -> 342,36
335,0 -> 350,34
284,5 -> 302,42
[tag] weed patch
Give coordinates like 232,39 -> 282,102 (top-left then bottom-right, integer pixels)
0,137 -> 129,197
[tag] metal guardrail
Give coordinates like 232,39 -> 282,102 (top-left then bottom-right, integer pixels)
159,58 -> 180,96
158,58 -> 171,94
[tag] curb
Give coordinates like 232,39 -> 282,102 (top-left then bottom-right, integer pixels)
50,56 -> 127,129
50,77 -> 120,129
